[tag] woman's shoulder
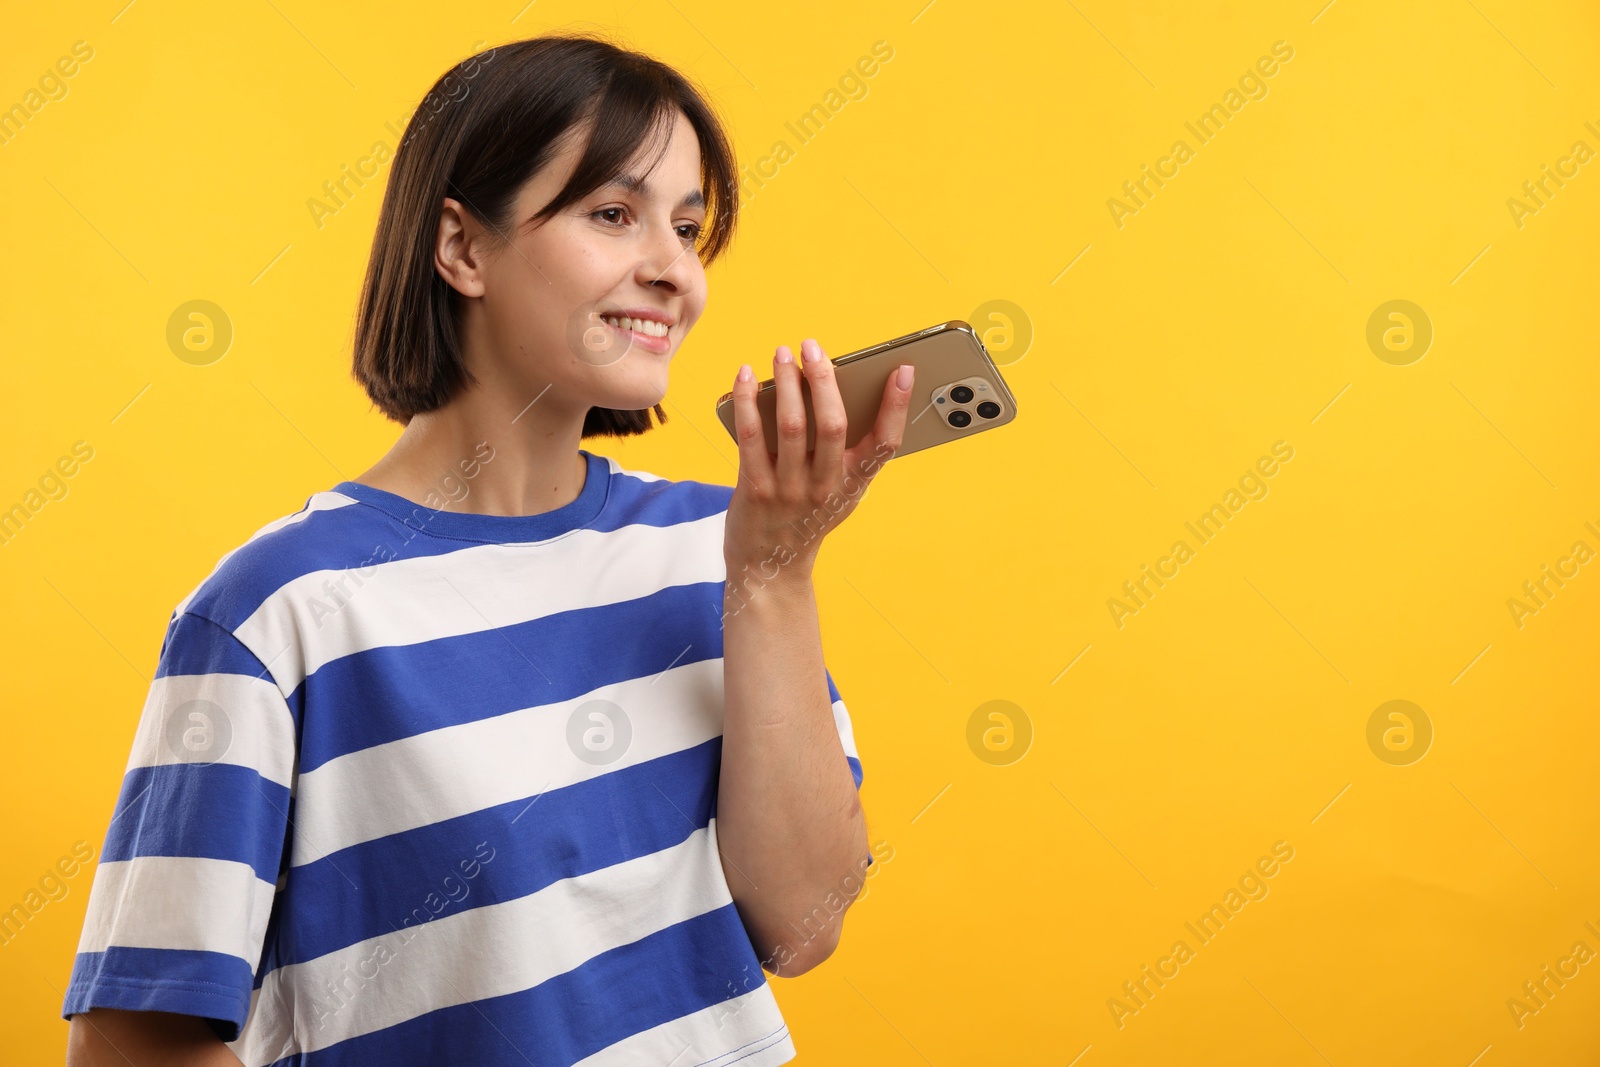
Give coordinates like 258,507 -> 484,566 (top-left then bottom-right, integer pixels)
169,484 -> 398,639
595,451 -> 735,521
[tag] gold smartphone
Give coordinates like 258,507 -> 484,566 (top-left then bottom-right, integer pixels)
713,320 -> 1019,460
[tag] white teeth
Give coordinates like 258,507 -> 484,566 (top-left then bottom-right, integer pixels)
602,315 -> 669,338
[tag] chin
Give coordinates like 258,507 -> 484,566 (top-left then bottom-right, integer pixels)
599,386 -> 668,411
622,370 -> 670,406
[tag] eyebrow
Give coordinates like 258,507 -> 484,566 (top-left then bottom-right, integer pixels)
604,173 -> 705,210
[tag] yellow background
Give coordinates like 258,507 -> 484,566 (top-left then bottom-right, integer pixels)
3,1 -> 1598,1063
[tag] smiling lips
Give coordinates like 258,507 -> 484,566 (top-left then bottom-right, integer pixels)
599,312 -> 672,354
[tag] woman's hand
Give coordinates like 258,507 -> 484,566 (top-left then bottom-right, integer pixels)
724,337 -> 914,586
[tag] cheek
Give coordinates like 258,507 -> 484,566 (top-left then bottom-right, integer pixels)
520,225 -> 615,294
683,270 -> 710,324
493,239 -> 599,328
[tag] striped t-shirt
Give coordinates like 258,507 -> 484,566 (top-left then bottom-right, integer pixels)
62,447 -> 865,1066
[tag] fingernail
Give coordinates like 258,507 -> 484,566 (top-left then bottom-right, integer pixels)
896,364 -> 914,390
737,364 -> 752,382
802,340 -> 821,363
776,347 -> 794,365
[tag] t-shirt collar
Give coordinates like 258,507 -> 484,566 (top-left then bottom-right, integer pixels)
331,449 -> 610,544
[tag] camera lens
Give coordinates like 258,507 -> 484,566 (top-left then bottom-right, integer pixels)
950,385 -> 974,404
949,409 -> 972,427
976,401 -> 1001,419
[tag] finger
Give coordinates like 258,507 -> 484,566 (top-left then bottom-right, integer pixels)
772,344 -> 807,489
800,338 -> 846,491
845,362 -> 914,476
729,362 -> 774,493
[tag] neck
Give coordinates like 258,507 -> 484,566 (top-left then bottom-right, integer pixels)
354,380 -> 591,519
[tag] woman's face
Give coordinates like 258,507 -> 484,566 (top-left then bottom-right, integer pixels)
444,107 -> 710,421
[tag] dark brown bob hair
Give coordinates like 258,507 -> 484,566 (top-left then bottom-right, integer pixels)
351,33 -> 740,435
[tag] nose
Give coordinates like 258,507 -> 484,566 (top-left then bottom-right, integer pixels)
636,220 -> 696,294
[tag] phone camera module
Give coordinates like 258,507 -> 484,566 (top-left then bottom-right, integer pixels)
948,409 -> 972,427
950,385 -> 975,404
976,401 -> 1001,419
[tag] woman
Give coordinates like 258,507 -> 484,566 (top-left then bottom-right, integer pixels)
63,32 -> 913,1067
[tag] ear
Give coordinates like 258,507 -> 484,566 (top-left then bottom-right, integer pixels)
434,196 -> 488,298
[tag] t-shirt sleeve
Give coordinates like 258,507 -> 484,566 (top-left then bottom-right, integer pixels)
824,667 -> 863,792
824,667 -> 874,870
61,611 -> 297,1042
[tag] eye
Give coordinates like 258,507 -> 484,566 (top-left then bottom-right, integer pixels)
592,206 -> 628,226
677,222 -> 703,242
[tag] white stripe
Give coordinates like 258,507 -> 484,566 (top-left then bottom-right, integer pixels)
292,658 -> 724,866
175,491 -> 357,618
569,987 -> 792,1067
122,671 -> 296,788
832,698 -> 858,761
236,511 -> 727,684
77,857 -> 276,961
233,822 -> 736,1060
606,455 -> 668,483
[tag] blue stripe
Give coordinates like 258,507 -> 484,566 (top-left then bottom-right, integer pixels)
277,904 -> 767,1067
259,738 -> 722,972
592,472 -> 733,532
62,946 -> 256,1041
296,581 -> 727,773
154,613 -> 275,680
100,764 -> 290,883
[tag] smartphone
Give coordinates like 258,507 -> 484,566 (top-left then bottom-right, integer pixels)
714,320 -> 1018,461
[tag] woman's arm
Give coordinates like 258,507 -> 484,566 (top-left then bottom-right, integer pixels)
718,566 -> 871,977
66,1009 -> 245,1067
717,339 -> 912,977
